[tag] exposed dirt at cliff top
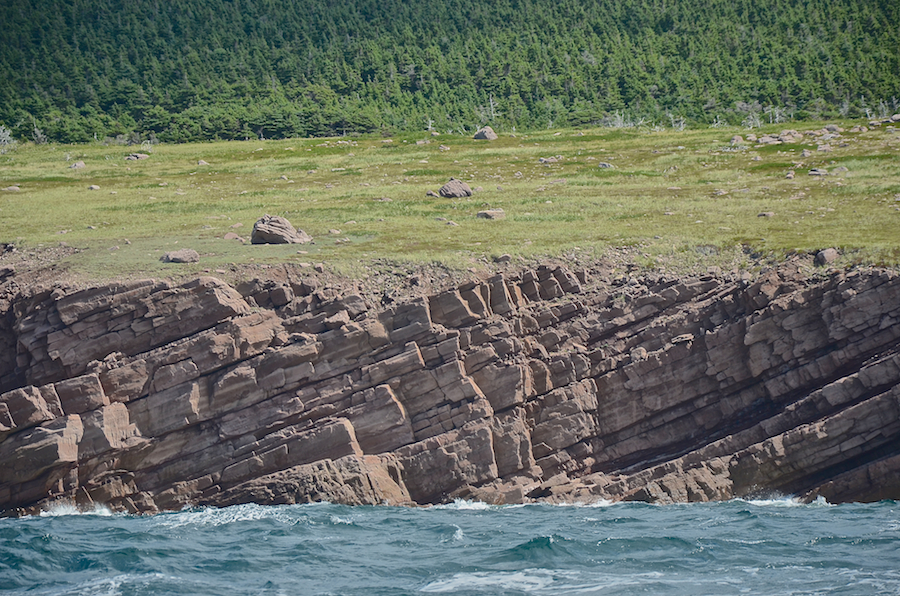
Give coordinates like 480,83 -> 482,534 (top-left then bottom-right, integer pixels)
0,240 -> 862,311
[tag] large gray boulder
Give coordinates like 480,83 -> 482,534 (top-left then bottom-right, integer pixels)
815,248 -> 840,266
438,178 -> 473,198
474,126 -> 498,140
251,214 -> 313,244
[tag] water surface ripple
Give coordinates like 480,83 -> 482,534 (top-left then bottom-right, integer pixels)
1,499 -> 897,595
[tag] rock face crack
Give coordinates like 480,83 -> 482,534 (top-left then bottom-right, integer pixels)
1,263 -> 899,515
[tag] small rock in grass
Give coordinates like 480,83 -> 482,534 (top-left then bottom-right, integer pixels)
477,208 -> 505,220
161,248 -> 200,263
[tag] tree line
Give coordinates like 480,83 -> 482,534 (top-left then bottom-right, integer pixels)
1,0 -> 897,143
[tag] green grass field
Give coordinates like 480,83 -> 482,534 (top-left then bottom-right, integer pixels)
1,121 -> 899,281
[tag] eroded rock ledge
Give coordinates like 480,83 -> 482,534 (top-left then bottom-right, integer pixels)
1,262 -> 899,515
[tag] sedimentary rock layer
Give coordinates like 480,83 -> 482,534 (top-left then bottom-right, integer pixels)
1,263 -> 899,515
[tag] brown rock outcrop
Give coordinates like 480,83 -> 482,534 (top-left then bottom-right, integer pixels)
1,261 -> 899,515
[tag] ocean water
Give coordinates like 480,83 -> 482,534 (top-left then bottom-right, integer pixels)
1,498 -> 898,595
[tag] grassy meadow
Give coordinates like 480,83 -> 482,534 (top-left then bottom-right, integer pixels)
1,122 -> 899,281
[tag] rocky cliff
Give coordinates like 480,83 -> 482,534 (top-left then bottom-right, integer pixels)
1,261 -> 899,515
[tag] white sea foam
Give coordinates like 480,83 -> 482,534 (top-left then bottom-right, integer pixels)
420,569 -> 657,593
329,514 -> 356,525
39,502 -> 113,517
738,495 -> 832,508
452,524 -> 465,540
153,502 -> 293,528
429,499 -> 494,511
41,573 -> 172,596
430,498 -> 619,511
439,524 -> 466,543
548,499 -> 618,508
420,570 -> 556,592
65,574 -> 127,596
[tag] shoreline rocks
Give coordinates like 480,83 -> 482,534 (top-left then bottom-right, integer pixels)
1,262 -> 899,515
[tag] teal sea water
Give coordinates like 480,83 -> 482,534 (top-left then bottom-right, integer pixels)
1,499 -> 898,595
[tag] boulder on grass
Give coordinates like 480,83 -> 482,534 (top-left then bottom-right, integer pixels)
251,214 -> 313,244
477,208 -> 505,220
815,248 -> 839,266
438,178 -> 473,198
160,249 -> 200,263
474,126 -> 498,140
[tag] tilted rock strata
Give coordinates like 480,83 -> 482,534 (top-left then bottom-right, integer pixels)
1,263 -> 899,515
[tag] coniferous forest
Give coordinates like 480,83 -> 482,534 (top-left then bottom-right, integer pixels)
1,0 -> 898,143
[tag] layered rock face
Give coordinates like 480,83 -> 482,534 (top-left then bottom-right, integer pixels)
1,263 -> 899,515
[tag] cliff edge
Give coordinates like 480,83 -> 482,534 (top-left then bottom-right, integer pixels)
1,261 -> 899,515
